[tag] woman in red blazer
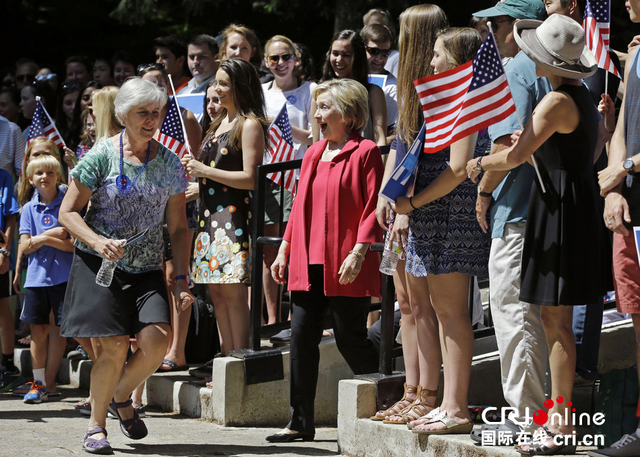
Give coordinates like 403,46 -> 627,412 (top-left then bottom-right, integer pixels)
267,79 -> 384,442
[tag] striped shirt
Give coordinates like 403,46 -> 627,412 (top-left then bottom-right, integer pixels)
0,116 -> 25,182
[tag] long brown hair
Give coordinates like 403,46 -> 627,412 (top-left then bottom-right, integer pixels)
200,58 -> 268,149
437,28 -> 482,69
396,4 -> 448,144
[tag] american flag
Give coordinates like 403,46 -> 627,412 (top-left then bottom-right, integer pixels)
27,98 -> 65,149
158,96 -> 190,160
414,33 -> 515,154
583,0 -> 621,78
266,103 -> 296,194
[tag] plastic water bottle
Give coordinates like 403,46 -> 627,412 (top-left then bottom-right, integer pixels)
379,240 -> 402,275
95,239 -> 127,287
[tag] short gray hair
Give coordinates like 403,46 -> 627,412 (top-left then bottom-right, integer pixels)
114,77 -> 167,119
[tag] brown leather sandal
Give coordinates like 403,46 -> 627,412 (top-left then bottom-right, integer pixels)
370,383 -> 417,421
383,386 -> 438,424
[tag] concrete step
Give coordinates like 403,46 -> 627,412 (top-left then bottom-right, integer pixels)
337,379 -> 602,457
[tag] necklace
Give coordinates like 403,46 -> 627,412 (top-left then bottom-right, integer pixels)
118,129 -> 151,194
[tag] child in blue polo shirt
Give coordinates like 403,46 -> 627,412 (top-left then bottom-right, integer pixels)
19,155 -> 74,403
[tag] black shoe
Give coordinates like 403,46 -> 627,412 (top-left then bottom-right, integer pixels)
270,329 -> 291,344
266,430 -> 314,442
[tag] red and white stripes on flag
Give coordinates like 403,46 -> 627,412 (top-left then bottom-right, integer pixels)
414,33 -> 515,154
27,98 -> 65,150
158,96 -> 190,160
267,103 -> 296,194
583,0 -> 620,78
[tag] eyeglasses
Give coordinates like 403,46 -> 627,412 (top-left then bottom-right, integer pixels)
16,74 -> 35,83
365,47 -> 392,57
137,63 -> 165,74
491,18 -> 515,30
267,54 -> 294,64
36,74 -> 58,82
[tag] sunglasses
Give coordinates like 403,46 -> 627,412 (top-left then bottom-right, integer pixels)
137,63 -> 165,74
365,47 -> 392,57
491,18 -> 515,30
267,54 -> 294,64
36,74 -> 58,82
16,74 -> 35,82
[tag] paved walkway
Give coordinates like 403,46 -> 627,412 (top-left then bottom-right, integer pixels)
0,385 -> 339,457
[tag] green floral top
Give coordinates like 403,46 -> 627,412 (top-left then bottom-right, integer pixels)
71,139 -> 187,273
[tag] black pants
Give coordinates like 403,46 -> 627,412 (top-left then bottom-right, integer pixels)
287,265 -> 379,434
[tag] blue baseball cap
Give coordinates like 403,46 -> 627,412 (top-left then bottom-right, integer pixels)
473,0 -> 546,21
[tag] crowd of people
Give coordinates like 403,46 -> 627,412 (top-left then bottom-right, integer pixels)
0,0 -> 639,456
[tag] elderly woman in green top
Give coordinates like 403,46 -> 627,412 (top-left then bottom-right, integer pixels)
59,78 -> 193,454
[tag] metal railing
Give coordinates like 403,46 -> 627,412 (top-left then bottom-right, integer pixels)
247,158 -> 495,375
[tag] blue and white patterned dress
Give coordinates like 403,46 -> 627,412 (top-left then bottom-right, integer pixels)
405,135 -> 491,277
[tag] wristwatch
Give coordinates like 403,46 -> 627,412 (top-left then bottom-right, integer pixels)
477,187 -> 492,198
476,157 -> 484,172
624,159 -> 636,175
0,249 -> 10,257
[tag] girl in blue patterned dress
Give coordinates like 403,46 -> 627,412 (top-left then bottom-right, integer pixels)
182,58 -> 268,355
394,27 -> 490,435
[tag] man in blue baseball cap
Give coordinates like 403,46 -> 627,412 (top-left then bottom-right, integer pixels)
470,0 -> 551,447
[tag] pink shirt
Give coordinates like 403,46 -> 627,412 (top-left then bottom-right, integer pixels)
306,161 -> 331,265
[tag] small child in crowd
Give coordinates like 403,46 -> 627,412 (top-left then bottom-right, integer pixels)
18,155 -> 74,403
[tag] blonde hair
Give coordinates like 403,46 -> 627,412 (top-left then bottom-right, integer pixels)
437,28 -> 482,69
26,154 -> 62,180
92,86 -> 121,143
19,138 -> 61,206
219,24 -> 263,68
264,35 -> 296,59
313,79 -> 369,134
397,4 -> 448,144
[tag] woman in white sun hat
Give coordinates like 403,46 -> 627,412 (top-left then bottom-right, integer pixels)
467,13 -> 608,456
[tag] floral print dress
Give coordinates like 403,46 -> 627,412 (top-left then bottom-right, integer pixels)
192,131 -> 252,284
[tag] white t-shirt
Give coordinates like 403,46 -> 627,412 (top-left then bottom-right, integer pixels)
383,73 -> 398,128
262,80 -> 316,162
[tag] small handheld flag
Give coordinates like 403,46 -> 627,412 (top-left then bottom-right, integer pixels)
27,97 -> 65,149
266,103 -> 296,194
158,96 -> 190,160
583,0 -> 621,78
414,32 -> 515,154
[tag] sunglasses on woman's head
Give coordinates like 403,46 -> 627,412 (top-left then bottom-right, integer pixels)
137,63 -> 165,74
36,74 -> 58,82
267,54 -> 294,64
365,47 -> 392,57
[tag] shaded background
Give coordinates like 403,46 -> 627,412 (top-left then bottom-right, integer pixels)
4,0 -> 639,78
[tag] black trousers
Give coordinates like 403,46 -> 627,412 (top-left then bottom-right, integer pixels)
287,265 -> 379,434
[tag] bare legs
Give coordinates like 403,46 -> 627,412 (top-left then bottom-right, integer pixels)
86,323 -> 170,439
160,258 -> 192,368
411,272 -> 473,430
208,284 -> 249,354
386,262 -> 442,422
519,305 -> 576,451
28,313 -> 65,393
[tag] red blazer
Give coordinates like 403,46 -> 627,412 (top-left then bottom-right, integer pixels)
283,132 -> 384,297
